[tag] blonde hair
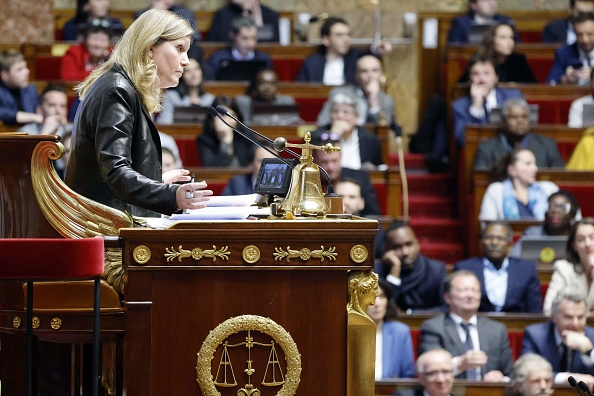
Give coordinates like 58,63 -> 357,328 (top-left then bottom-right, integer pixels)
76,9 -> 193,114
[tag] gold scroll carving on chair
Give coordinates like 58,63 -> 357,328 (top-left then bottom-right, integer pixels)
196,314 -> 301,396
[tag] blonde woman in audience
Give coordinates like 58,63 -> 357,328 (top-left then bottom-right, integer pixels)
543,218 -> 594,315
479,148 -> 558,221
157,58 -> 215,124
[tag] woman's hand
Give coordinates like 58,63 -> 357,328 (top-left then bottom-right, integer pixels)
175,181 -> 213,211
163,168 -> 191,185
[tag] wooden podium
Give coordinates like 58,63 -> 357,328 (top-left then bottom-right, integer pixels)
120,218 -> 377,395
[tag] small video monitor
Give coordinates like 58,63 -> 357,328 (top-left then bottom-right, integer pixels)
254,158 -> 295,197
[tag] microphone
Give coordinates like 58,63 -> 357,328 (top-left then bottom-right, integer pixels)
569,376 -> 586,396
206,107 -> 295,171
214,105 -> 335,194
578,381 -> 594,396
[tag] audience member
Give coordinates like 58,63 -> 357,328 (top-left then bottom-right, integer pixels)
543,218 -> 594,315
62,0 -> 124,41
316,55 -> 395,126
312,137 -> 380,216
458,22 -> 536,83
448,0 -> 517,44
374,221 -> 446,313
159,131 -> 182,169
454,221 -> 542,313
235,68 -> 297,124
161,147 -> 178,173
511,190 -> 580,258
509,354 -> 554,396
18,85 -> 71,137
60,19 -> 113,82
295,16 -> 391,86
221,146 -> 274,195
419,270 -> 513,381
312,92 -> 383,170
568,68 -> 594,127
479,148 -> 559,221
452,55 -> 523,147
542,0 -> 594,44
0,49 -> 39,125
158,58 -> 215,124
196,96 -> 254,167
395,349 -> 455,396
56,129 -> 73,180
547,12 -> 594,85
208,16 -> 273,79
366,279 -> 415,379
523,290 -> 594,387
419,271 -> 512,382
208,0 -> 280,43
567,125 -> 594,169
474,99 -> 565,170
135,0 -> 199,37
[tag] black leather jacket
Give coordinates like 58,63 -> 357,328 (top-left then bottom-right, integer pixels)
66,65 -> 178,217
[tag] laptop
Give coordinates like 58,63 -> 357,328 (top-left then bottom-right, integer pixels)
468,22 -> 497,44
172,105 -> 209,123
216,59 -> 268,81
582,103 -> 594,127
488,104 -> 539,125
250,103 -> 302,126
519,235 -> 568,264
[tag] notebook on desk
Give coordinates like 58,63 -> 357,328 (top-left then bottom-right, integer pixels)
468,22 -> 497,44
488,104 -> 539,125
519,235 -> 568,264
250,103 -> 302,125
172,105 -> 209,123
216,59 -> 268,81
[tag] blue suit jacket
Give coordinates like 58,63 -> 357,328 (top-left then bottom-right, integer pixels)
381,321 -> 415,379
547,43 -> 581,84
313,126 -> 384,167
0,83 -> 38,125
452,87 -> 523,146
542,19 -> 570,43
207,48 -> 273,80
454,257 -> 542,313
295,47 -> 366,85
447,13 -> 517,44
222,174 -> 254,196
523,321 -> 594,375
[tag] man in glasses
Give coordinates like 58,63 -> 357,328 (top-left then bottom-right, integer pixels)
396,349 -> 455,396
454,221 -> 542,313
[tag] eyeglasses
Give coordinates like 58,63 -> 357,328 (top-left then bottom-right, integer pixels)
319,132 -> 340,142
421,369 -> 454,379
90,18 -> 112,29
548,202 -> 571,214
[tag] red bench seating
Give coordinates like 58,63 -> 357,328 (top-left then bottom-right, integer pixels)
34,55 -> 62,81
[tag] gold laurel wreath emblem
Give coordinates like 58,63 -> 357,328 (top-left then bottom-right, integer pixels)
164,245 -> 230,263
273,246 -> 337,263
196,315 -> 301,396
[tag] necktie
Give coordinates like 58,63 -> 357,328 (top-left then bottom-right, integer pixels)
461,323 -> 479,380
559,344 -> 569,372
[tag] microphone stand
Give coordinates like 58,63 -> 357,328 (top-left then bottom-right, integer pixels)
569,376 -> 586,396
579,380 -> 594,396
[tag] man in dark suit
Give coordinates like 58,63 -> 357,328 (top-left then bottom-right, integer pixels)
207,0 -> 280,43
0,49 -> 39,125
447,0 -> 516,44
419,270 -> 514,381
374,221 -> 447,312
452,55 -> 523,146
222,147 -> 274,196
396,349 -> 455,396
542,0 -> 594,44
474,98 -> 565,171
522,291 -> 594,388
208,16 -> 273,80
547,12 -> 594,84
455,221 -> 542,313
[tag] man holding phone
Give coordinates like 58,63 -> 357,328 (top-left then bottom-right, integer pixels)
547,12 -> 594,84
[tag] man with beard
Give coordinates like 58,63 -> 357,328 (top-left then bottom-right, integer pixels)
509,354 -> 554,396
374,221 -> 446,312
454,221 -> 542,313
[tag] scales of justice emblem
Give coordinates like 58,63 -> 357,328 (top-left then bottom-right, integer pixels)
196,315 -> 301,396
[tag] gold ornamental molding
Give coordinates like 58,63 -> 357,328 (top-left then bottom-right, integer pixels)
242,245 -> 261,264
196,315 -> 301,396
349,245 -> 368,264
13,316 -> 21,329
164,245 -> 230,263
50,318 -> 62,330
133,245 -> 152,265
32,317 -> 40,329
273,246 -> 337,263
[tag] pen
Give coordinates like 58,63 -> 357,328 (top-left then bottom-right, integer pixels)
186,173 -> 195,199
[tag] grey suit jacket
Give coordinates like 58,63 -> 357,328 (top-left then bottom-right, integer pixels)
316,85 -> 395,126
419,313 -> 513,377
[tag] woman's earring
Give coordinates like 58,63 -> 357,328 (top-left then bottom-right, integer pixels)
149,51 -> 153,59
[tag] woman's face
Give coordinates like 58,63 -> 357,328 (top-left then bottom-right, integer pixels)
213,108 -> 237,139
546,195 -> 574,230
574,223 -> 594,269
152,37 -> 191,89
493,25 -> 515,57
86,0 -> 109,18
182,58 -> 203,88
509,150 -> 538,185
366,286 -> 387,324
85,31 -> 110,60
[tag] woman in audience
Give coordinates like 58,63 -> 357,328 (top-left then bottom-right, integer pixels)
543,218 -> 594,315
60,19 -> 113,81
157,58 -> 215,124
196,96 -> 255,167
366,278 -> 415,379
459,22 -> 537,84
479,148 -> 559,221
62,0 -> 124,41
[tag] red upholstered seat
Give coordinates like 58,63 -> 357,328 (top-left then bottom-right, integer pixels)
33,55 -> 63,81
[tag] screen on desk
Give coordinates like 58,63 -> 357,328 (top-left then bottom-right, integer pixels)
216,60 -> 268,81
172,105 -> 209,123
254,158 -> 295,197
250,103 -> 302,126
